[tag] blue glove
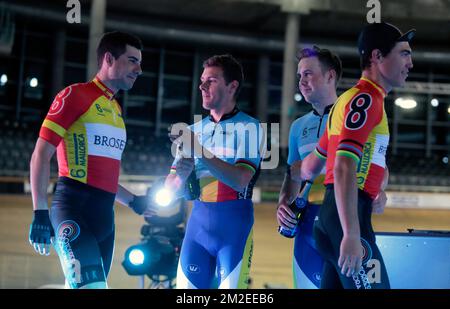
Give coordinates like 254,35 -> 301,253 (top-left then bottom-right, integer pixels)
29,210 -> 54,256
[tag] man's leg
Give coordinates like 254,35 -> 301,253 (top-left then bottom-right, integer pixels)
293,204 -> 323,289
319,260 -> 343,289
51,213 -> 107,289
216,229 -> 253,289
176,239 -> 216,289
98,231 -> 115,278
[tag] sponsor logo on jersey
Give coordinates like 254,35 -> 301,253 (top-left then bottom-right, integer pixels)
313,272 -> 322,283
57,220 -> 80,243
95,103 -> 106,117
372,134 -> 389,168
187,264 -> 200,273
361,237 -> 373,264
93,135 -> 126,151
70,133 -> 87,179
85,123 -> 126,160
358,142 -> 372,175
74,133 -> 87,167
48,86 -> 72,116
56,220 -> 82,285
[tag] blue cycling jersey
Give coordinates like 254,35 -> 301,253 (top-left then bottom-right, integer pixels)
171,107 -> 264,202
288,105 -> 331,204
287,105 -> 332,289
172,107 -> 262,289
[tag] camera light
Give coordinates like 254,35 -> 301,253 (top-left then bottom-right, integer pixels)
129,248 -> 145,266
154,188 -> 173,207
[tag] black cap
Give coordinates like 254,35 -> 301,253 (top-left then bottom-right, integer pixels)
358,22 -> 416,56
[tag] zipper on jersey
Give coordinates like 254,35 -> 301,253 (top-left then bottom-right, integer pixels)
317,115 -> 324,138
210,123 -> 219,142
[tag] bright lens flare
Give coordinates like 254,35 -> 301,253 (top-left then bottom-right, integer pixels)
395,97 -> 417,109
129,249 -> 145,266
0,74 -> 7,86
154,188 -> 173,207
30,77 -> 38,88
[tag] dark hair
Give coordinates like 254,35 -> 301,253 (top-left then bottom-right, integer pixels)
296,46 -> 342,87
359,43 -> 396,71
97,31 -> 143,69
202,54 -> 244,98
357,22 -> 416,71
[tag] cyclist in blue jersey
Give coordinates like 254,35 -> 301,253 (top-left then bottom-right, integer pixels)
277,46 -> 388,289
165,54 -> 264,289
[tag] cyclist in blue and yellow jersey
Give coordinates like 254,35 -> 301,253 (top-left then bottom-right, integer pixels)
296,22 -> 414,289
29,31 -> 153,289
165,54 -> 264,289
277,46 -> 388,289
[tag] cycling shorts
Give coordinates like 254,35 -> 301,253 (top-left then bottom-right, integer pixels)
313,185 -> 390,289
50,177 -> 116,288
293,203 -> 323,289
176,199 -> 253,289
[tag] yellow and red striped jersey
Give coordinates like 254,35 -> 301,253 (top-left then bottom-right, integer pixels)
39,77 -> 126,194
314,77 -> 389,199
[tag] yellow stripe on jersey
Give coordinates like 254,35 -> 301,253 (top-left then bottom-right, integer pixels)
361,77 -> 386,97
43,119 -> 66,137
92,77 -> 114,100
199,177 -> 219,202
65,119 -> 88,184
237,229 -> 253,289
309,174 -> 326,204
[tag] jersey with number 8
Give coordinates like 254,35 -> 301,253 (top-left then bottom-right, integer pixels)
314,77 -> 389,199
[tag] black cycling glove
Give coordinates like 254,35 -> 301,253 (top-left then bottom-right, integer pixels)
29,209 -> 54,245
129,195 -> 149,215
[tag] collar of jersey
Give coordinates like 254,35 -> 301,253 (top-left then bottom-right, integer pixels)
359,77 -> 387,98
93,77 -> 115,100
208,106 -> 240,123
312,104 -> 333,116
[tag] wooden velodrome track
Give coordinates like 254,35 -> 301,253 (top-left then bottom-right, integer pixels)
1,194 -> 449,288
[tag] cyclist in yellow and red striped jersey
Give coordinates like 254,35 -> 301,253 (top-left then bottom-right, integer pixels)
295,22 -> 415,289
29,31 -> 152,289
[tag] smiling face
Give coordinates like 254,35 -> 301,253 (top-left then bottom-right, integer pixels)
377,41 -> 413,89
107,44 -> 142,91
199,66 -> 237,111
297,56 -> 332,105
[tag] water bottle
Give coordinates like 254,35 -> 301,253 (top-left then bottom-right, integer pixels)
278,180 -> 313,238
184,170 -> 200,200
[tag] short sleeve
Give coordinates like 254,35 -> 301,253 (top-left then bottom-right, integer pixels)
39,85 -> 84,147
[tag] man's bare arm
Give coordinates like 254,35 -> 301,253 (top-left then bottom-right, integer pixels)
30,138 -> 56,211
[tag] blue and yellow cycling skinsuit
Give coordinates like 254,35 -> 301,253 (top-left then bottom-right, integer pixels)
287,105 -> 331,289
171,107 -> 263,289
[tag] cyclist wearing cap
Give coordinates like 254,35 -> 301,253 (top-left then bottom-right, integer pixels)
165,54 -> 264,289
295,22 -> 415,289
29,32 -> 152,289
277,46 -> 388,289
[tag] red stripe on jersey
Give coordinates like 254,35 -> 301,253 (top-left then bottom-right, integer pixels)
363,163 -> 385,199
216,181 -> 238,202
39,126 -> 62,147
56,140 -> 69,178
86,156 -> 121,194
